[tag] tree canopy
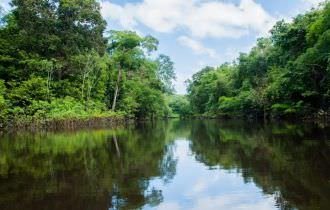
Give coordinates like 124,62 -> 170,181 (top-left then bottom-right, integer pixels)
186,2 -> 330,119
0,0 -> 176,125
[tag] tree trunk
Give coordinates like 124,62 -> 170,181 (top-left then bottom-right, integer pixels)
47,69 -> 52,101
112,67 -> 122,111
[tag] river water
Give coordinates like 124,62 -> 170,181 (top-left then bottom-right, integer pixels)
0,120 -> 329,210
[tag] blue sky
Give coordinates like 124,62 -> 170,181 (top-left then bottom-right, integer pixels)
0,0 -> 325,93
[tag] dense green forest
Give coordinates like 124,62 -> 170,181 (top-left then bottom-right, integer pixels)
0,0 -> 176,126
186,2 -> 330,119
1,0 -> 329,125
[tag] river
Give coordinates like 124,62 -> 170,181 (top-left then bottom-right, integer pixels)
0,120 -> 329,210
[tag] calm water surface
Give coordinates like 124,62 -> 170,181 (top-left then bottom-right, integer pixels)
0,120 -> 329,210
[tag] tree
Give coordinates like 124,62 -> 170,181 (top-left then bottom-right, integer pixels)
9,0 -> 106,83
0,0 -> 175,124
156,54 -> 176,94
186,2 -> 330,119
107,31 -> 158,111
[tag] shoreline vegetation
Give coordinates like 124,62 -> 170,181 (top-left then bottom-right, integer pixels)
0,0 -> 176,129
0,1 -> 329,130
2,109 -> 328,131
0,112 -> 128,131
185,2 -> 330,121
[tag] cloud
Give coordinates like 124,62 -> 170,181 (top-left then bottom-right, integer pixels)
177,36 -> 218,58
101,2 -> 137,30
101,0 -> 275,39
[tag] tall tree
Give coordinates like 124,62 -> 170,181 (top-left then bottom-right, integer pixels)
107,31 -> 158,111
156,54 -> 176,94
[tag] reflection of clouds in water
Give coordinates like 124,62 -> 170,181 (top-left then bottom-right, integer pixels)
147,140 -> 278,210
156,202 -> 181,210
190,179 -> 208,194
156,194 -> 275,210
185,173 -> 222,197
191,194 -> 275,210
174,139 -> 191,162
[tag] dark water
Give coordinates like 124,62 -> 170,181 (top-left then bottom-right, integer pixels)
0,120 -> 329,210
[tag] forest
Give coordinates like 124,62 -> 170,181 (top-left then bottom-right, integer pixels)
186,2 -> 330,120
1,0 -> 330,126
0,0 -> 176,126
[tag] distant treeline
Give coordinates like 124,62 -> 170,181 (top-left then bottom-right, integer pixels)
0,0 -> 177,125
185,2 -> 330,120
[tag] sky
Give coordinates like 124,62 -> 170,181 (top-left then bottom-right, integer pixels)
0,0 -> 325,94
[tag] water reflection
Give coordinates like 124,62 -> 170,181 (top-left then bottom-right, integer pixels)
0,122 -> 177,210
0,120 -> 329,210
188,120 -> 330,210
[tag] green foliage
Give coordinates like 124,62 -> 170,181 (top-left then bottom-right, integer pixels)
0,1 -> 176,125
0,121 -> 178,209
187,2 -> 330,119
106,31 -> 172,118
186,66 -> 218,114
218,96 -> 241,114
188,120 -> 330,210
271,101 -> 306,118
45,97 -> 119,120
156,54 -> 176,94
8,77 -> 49,107
167,95 -> 192,118
0,80 -> 7,121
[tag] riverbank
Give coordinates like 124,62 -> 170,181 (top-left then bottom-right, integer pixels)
0,112 -> 131,131
1,110 -> 328,132
185,111 -> 330,124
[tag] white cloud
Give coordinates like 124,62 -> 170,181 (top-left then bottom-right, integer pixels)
177,36 -> 218,58
101,0 -> 275,39
101,2 -> 137,30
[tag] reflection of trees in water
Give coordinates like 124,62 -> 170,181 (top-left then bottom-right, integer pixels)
0,121 -> 179,210
2,120 -> 327,210
188,120 -> 330,210
160,144 -> 177,184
